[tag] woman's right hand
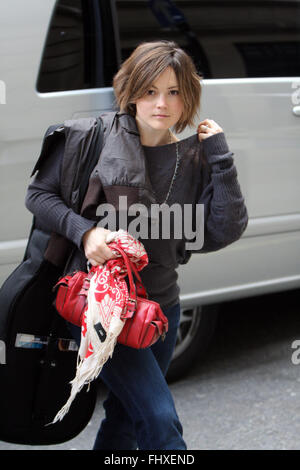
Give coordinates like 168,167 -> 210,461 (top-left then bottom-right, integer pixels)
82,227 -> 117,266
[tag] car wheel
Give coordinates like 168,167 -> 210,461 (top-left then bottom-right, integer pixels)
166,304 -> 219,383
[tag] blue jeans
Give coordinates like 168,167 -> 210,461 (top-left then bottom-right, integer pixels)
68,303 -> 186,450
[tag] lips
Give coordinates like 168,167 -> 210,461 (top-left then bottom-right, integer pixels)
153,114 -> 170,118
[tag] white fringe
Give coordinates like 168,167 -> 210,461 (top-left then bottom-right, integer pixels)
52,264 -> 124,424
52,319 -> 123,423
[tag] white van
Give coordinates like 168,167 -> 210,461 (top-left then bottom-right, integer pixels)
0,0 -> 299,381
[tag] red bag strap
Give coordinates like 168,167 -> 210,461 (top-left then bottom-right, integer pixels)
110,244 -> 148,300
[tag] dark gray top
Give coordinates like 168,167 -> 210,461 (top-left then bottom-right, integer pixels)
25,132 -> 248,309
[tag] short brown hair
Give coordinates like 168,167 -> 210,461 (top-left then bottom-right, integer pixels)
113,41 -> 203,134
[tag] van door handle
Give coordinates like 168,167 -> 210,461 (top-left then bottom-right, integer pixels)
292,106 -> 300,116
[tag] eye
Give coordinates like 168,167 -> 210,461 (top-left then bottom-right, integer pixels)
147,89 -> 155,96
170,90 -> 179,96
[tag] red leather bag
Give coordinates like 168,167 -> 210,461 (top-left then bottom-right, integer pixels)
53,269 -> 94,327
53,247 -> 168,349
113,245 -> 169,348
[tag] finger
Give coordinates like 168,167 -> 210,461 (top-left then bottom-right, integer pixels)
93,256 -> 106,265
89,248 -> 110,264
200,119 -> 213,126
101,244 -> 118,260
198,132 -> 213,142
198,121 -> 208,128
88,243 -> 116,262
89,258 -> 103,267
197,125 -> 210,135
206,119 -> 223,131
198,123 -> 209,131
201,119 -> 222,131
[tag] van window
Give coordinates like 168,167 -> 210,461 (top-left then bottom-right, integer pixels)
37,0 -> 119,92
115,0 -> 300,79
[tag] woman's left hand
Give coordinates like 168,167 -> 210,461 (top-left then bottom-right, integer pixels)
197,119 -> 223,142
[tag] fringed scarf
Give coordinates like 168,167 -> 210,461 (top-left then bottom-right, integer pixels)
52,229 -> 148,423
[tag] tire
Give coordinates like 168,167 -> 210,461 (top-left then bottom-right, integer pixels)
166,304 -> 219,383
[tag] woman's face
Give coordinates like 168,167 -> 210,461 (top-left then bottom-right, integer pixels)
134,67 -> 184,133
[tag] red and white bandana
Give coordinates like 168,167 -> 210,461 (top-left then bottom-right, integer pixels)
53,229 -> 148,422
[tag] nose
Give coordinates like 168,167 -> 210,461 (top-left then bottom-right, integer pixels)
156,93 -> 167,108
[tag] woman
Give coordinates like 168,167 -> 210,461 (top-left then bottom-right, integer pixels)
25,41 -> 248,450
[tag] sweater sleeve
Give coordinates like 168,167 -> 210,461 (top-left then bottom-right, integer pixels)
25,135 -> 96,250
190,131 -> 248,253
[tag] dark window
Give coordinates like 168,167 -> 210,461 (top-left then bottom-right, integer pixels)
115,0 -> 300,79
37,0 -> 119,92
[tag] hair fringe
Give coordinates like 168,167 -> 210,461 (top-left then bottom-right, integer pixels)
113,41 -> 203,134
